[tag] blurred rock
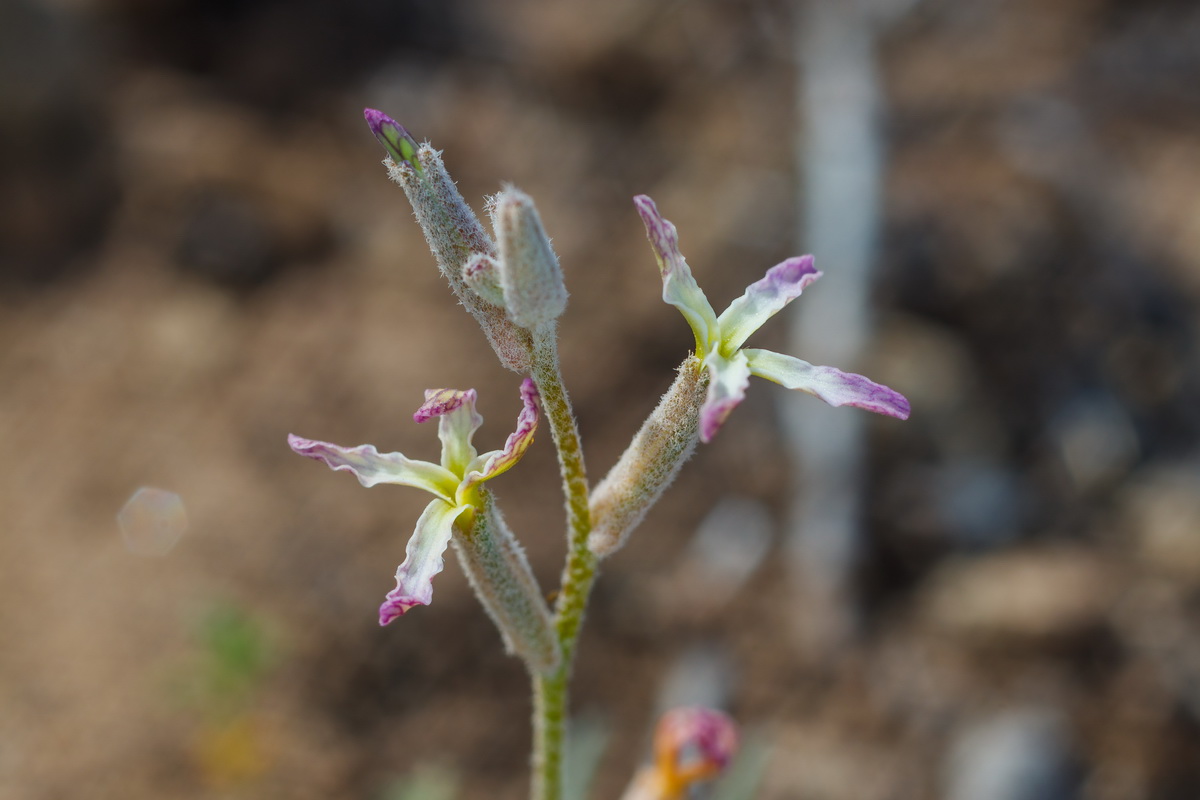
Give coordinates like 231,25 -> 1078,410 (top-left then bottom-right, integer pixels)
762,723 -> 903,800
932,458 -> 1027,548
1110,580 -> 1200,720
944,708 -> 1078,800
114,76 -> 336,287
871,316 -> 979,418
0,0 -> 115,284
175,187 -> 277,287
1087,2 -> 1200,117
649,496 -> 773,622
1119,466 -> 1200,582
918,548 -> 1117,643
1048,393 -> 1139,493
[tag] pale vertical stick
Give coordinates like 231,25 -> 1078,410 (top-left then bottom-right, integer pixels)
785,0 -> 889,650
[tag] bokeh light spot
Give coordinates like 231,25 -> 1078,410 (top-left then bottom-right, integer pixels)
118,487 -> 188,556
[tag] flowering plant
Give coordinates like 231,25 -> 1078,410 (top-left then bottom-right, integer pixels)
289,109 -> 908,799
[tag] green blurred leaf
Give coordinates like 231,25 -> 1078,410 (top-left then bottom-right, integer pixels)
565,714 -> 610,800
381,763 -> 460,800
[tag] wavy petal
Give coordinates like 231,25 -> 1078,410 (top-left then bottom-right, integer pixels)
415,388 -> 483,474
288,434 -> 457,499
379,499 -> 469,625
465,378 -> 539,487
634,195 -> 719,355
700,350 -> 751,443
717,256 -> 820,351
745,349 -> 911,419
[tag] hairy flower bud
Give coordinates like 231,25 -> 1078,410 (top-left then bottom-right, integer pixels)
366,109 -> 533,372
463,253 -> 507,307
492,187 -> 568,331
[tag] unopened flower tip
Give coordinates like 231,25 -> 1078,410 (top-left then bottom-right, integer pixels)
364,108 -> 420,169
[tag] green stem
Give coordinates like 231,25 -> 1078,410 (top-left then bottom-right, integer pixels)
529,329 -> 598,800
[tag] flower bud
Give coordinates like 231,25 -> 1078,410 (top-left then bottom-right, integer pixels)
364,108 -> 420,171
492,188 -> 568,330
621,707 -> 739,800
368,109 -> 533,372
463,253 -> 507,307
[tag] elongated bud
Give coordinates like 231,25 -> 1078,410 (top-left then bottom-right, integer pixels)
589,358 -> 708,557
364,108 -> 420,172
365,109 -> 533,372
492,188 -> 568,330
463,253 -> 507,307
451,492 -> 560,674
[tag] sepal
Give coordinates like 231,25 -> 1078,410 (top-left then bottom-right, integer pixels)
451,493 -> 559,673
589,359 -> 707,558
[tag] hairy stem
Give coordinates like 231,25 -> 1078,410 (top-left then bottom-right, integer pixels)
529,328 -> 597,800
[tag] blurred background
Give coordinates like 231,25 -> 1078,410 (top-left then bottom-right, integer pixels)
2,0 -> 1200,797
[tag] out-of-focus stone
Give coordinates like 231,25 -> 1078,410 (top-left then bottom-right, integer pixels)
762,723 -> 904,800
1119,467 -> 1200,582
932,458 -> 1027,548
868,316 -> 979,419
944,708 -> 1078,800
918,548 -> 1117,642
1048,394 -> 1139,492
651,496 -> 773,621
0,0 -> 115,284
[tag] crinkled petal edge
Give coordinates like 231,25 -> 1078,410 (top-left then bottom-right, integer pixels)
465,378 -> 540,487
415,388 -> 483,475
379,499 -> 470,625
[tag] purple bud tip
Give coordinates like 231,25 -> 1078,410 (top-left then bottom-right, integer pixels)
363,108 -> 420,169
